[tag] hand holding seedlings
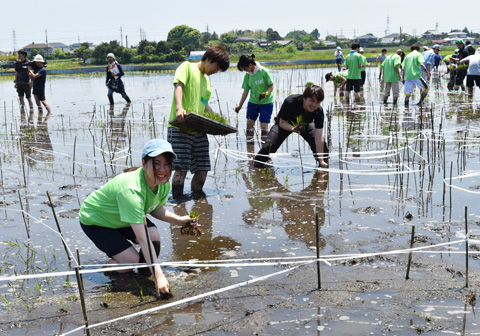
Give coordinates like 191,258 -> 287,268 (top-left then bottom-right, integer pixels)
180,210 -> 202,236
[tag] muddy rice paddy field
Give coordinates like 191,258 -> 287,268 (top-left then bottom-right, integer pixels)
0,65 -> 480,335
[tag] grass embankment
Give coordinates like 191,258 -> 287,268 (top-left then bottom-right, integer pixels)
1,46 -> 460,72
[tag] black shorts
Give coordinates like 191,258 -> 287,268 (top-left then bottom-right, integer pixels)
466,75 -> 480,88
346,79 -> 361,93
16,83 -> 31,98
335,58 -> 343,64
33,89 -> 46,101
361,71 -> 366,85
456,70 -> 467,86
80,217 -> 157,258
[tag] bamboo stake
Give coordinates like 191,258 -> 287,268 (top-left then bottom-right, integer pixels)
465,206 -> 469,288
315,212 -> 321,289
143,216 -> 159,296
17,190 -> 30,239
46,191 -> 72,261
72,136 -> 77,176
74,266 -> 91,336
406,225 -> 415,280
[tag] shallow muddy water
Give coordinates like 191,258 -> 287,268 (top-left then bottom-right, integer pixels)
0,65 -> 480,335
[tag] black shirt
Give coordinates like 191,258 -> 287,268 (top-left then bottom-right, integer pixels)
277,94 -> 325,129
32,66 -> 47,91
15,59 -> 30,84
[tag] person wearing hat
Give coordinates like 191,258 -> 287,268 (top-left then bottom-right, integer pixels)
28,54 -> 51,116
79,139 -> 198,296
106,53 -> 131,105
334,46 -> 344,72
443,50 -> 458,90
421,46 -> 435,82
325,71 -> 347,97
380,50 -> 403,105
451,40 -> 470,91
458,47 -> 480,98
376,49 -> 388,91
14,49 -> 34,110
465,40 -> 475,56
432,45 -> 443,71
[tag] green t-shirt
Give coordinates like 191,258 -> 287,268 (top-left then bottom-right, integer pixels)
168,61 -> 211,129
360,55 -> 367,72
443,54 -> 453,64
402,51 -> 425,80
79,168 -> 170,229
333,71 -> 348,84
345,52 -> 362,80
241,65 -> 274,105
380,54 -> 401,83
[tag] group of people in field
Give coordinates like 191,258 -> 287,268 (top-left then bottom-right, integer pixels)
15,40 -> 478,298
327,40 -> 480,104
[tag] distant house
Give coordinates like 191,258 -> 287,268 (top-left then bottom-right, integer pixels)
49,42 -> 71,53
186,50 -> 204,61
234,37 -> 255,44
256,39 -> 293,48
256,39 -> 269,48
70,42 -> 96,51
22,43 -> 54,56
444,32 -> 474,45
324,40 -> 336,47
475,37 -> 480,45
378,33 -> 411,44
355,34 -> 378,44
432,39 -> 448,46
421,30 -> 442,40
272,40 -> 293,47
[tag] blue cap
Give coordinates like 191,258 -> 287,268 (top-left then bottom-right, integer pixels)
142,139 -> 177,159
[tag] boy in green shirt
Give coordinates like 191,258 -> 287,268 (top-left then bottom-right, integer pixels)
380,50 -> 403,104
402,44 -> 430,106
344,43 -> 363,103
167,45 -> 230,198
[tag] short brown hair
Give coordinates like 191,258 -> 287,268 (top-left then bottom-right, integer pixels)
303,85 -> 324,102
202,45 -> 230,72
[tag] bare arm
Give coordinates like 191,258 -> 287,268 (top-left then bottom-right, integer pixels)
259,83 -> 274,100
130,223 -> 168,294
174,82 -> 185,122
150,206 -> 192,227
279,117 -> 297,132
235,89 -> 249,113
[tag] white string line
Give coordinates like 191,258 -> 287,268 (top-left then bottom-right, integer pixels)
59,261 -> 313,336
443,171 -> 480,194
2,238 -> 477,283
1,208 -> 78,266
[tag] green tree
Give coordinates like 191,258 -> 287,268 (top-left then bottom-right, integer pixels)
53,48 -> 66,59
167,25 -> 201,48
220,33 -> 236,44
212,31 -> 219,40
156,41 -> 171,55
405,36 -> 419,45
92,40 -> 129,64
266,28 -> 282,41
167,40 -> 183,52
285,30 -> 309,41
137,40 -> 157,55
462,27 -> 470,35
310,28 -> 320,40
285,44 -> 297,54
201,32 -> 212,45
73,42 -> 92,64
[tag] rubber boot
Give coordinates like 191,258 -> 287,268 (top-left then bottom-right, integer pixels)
108,96 -> 114,105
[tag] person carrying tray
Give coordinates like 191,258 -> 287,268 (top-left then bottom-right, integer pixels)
167,45 -> 230,198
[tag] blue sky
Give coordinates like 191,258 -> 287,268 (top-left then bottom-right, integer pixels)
1,0 -> 479,52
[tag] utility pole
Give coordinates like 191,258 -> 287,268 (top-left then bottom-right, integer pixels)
13,29 -> 17,52
45,29 -> 48,45
120,26 -> 123,46
206,24 -> 209,33
125,35 -> 128,48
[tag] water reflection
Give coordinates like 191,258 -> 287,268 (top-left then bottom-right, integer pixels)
242,167 -> 328,249
171,196 -> 239,261
20,107 -> 53,167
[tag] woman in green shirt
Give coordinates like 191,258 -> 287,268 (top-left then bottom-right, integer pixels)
79,139 -> 197,296
234,54 -> 275,137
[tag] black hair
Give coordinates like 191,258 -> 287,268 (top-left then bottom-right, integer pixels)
399,51 -> 405,62
410,43 -> 420,51
202,45 -> 230,72
143,152 -> 175,168
382,49 -> 387,52
466,40 -> 471,45
237,54 -> 256,71
303,85 -> 324,102
351,43 -> 360,50
325,72 -> 333,82
18,49 -> 27,56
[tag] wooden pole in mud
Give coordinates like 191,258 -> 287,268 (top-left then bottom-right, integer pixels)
143,216 -> 159,296
315,212 -> 321,289
17,190 -> 30,239
72,136 -> 77,176
465,206 -> 469,288
405,225 -> 415,280
74,265 -> 91,336
46,190 -> 72,262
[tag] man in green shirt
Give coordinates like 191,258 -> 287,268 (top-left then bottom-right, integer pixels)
402,44 -> 430,106
325,71 -> 348,97
380,50 -> 403,104
167,45 -> 230,198
344,43 -> 363,103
